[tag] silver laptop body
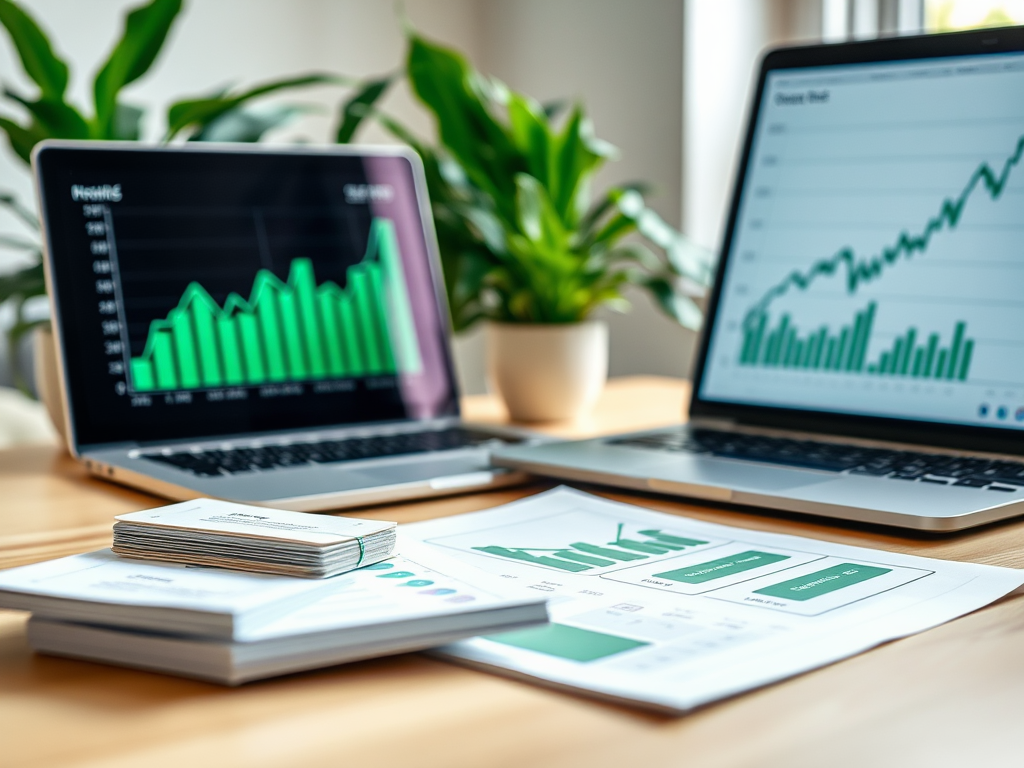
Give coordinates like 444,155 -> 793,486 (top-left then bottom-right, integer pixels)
35,142 -> 533,511
495,27 -> 1024,531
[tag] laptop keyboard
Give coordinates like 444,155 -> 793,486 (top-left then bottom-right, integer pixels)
142,427 -> 515,478
610,429 -> 1024,492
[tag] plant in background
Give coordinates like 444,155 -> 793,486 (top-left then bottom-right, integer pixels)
0,0 -> 360,394
370,33 -> 714,334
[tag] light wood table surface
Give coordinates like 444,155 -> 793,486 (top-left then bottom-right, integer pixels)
4,376 -> 1024,768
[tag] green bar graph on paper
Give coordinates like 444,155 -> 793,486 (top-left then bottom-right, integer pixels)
739,301 -> 975,382
471,525 -> 710,572
128,218 -> 423,393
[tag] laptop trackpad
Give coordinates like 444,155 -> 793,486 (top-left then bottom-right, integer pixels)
332,456 -> 489,489
665,456 -> 834,492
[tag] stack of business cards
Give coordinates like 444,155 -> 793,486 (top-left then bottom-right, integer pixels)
113,499 -> 397,578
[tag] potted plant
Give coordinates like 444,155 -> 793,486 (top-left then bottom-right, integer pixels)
382,34 -> 713,421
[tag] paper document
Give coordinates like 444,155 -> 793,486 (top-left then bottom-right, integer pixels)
0,548 -> 351,638
25,540 -> 549,683
406,487 -> 1024,713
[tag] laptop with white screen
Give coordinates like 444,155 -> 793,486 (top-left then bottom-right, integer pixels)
35,143 -> 534,511
493,26 -> 1024,531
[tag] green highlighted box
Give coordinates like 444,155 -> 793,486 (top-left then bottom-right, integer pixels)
753,563 -> 891,601
654,550 -> 790,584
488,623 -> 648,662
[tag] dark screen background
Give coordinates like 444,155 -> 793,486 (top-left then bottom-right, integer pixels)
37,145 -> 458,447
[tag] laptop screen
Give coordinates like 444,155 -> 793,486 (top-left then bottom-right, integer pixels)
698,45 -> 1024,434
36,145 -> 459,448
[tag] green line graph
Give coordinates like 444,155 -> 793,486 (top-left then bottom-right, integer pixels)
743,132 -> 1024,329
472,524 -> 709,573
129,217 -> 422,392
740,301 -> 974,380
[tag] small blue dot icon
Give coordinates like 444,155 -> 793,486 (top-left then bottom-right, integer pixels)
997,406 -> 1008,420
979,404 -> 990,417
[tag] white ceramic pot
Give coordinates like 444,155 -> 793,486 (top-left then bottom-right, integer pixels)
485,320 -> 608,422
33,324 -> 69,447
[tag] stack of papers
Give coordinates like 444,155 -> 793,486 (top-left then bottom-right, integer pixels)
406,487 -> 1024,713
0,540 -> 548,684
112,499 -> 397,578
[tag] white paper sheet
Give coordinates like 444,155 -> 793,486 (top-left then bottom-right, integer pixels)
406,487 -> 1024,713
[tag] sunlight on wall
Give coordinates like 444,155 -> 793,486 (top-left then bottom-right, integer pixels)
926,0 -> 1024,30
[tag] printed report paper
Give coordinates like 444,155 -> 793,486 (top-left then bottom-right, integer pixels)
26,540 -> 549,684
406,487 -> 1024,713
0,548 -> 352,638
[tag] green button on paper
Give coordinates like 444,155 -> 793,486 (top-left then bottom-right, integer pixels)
754,563 -> 891,601
653,550 -> 790,584
487,623 -> 648,662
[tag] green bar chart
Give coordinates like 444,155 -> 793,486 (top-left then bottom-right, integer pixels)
472,525 -> 709,573
129,217 -> 422,393
739,303 -> 974,382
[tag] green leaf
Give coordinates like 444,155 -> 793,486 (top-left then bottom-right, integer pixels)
336,75 -> 393,144
578,181 -> 650,237
507,92 -> 552,187
615,189 -> 715,281
644,275 -> 704,330
0,190 -> 38,229
191,103 -> 309,142
112,102 -> 144,139
0,0 -> 68,100
551,106 -> 615,226
513,173 -> 568,252
165,73 -> 344,140
406,33 -> 523,220
0,259 -> 44,304
92,0 -> 183,138
0,115 -> 43,163
0,234 -> 37,250
4,89 -> 90,138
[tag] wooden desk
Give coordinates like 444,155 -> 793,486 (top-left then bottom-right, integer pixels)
4,376 -> 1024,767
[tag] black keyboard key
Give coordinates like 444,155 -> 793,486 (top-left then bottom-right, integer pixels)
953,478 -> 990,487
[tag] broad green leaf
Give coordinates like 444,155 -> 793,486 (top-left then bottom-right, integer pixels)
514,173 -> 567,251
406,34 -> 522,218
336,75 -> 392,144
507,92 -> 551,187
192,103 -> 308,142
541,99 -> 567,120
0,0 -> 68,100
93,0 -> 183,138
4,89 -> 90,138
0,233 -> 37,250
615,189 -> 715,281
0,191 -> 38,229
112,102 -> 144,139
578,182 -> 650,237
644,276 -> 704,330
165,73 -> 343,140
0,260 -> 43,303
0,115 -> 43,163
551,107 -> 614,226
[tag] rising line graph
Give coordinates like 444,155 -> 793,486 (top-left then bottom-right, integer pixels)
742,132 -> 1024,330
